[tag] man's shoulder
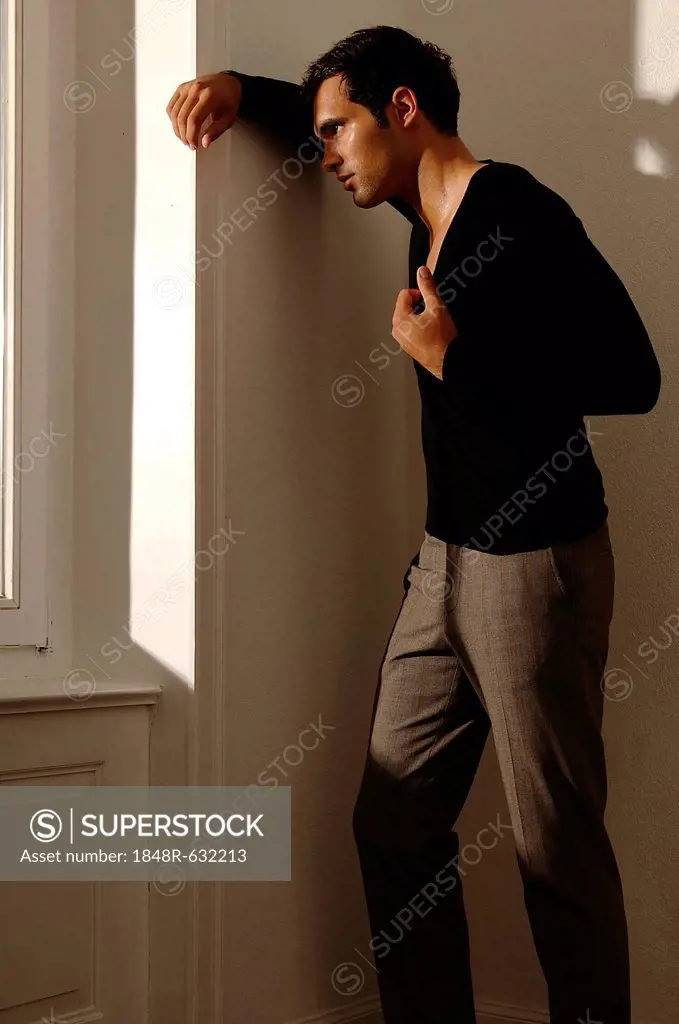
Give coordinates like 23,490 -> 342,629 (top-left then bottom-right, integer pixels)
481,160 -> 581,226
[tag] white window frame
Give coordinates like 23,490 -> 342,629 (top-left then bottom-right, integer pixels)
0,0 -> 50,648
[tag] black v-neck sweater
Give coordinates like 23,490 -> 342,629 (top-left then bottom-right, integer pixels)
223,69 -> 661,554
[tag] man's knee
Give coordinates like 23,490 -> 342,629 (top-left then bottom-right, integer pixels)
352,771 -> 424,850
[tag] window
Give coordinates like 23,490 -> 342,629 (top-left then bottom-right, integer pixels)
1,0 -> 19,609
0,0 -> 50,648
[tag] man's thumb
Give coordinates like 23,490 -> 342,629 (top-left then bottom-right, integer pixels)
416,266 -> 441,308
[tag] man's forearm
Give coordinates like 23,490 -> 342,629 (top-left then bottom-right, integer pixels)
221,70 -> 318,154
569,237 -> 661,416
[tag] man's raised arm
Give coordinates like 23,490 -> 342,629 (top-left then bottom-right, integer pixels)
166,70 -> 419,224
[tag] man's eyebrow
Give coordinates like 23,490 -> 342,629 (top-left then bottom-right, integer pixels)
314,116 -> 349,138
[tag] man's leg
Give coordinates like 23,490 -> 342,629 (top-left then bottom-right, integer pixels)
452,521 -> 629,1024
353,532 -> 490,1024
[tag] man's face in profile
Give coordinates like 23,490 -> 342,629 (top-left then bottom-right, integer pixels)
314,74 -> 412,210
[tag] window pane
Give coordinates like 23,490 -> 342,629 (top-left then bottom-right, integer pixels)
0,0 -> 6,584
0,0 -> 16,599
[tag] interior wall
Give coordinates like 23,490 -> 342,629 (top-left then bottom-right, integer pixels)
218,2 -> 677,1023
216,2 -> 424,1021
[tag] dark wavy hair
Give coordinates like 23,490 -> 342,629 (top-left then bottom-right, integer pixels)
300,25 -> 460,137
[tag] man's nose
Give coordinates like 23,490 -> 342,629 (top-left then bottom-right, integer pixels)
321,149 -> 341,174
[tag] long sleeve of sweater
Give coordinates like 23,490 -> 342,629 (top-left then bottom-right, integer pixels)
222,69 -> 317,154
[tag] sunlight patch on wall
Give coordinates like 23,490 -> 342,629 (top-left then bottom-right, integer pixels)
633,0 -> 678,177
131,0 -> 196,681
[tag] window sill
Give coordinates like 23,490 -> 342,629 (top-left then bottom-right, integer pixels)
0,679 -> 163,715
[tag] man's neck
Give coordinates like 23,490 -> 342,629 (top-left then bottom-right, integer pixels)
399,135 -> 482,240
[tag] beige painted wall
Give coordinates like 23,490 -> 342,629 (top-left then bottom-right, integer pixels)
220,2 -> 677,1023
218,1 -> 421,1021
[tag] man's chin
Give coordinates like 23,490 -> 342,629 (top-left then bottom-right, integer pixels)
349,187 -> 382,210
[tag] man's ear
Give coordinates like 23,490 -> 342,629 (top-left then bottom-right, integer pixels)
391,85 -> 418,130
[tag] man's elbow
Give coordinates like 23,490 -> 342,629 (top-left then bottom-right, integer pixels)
616,359 -> 661,414
641,374 -> 661,413
582,355 -> 661,416
636,350 -> 661,413
621,325 -> 662,413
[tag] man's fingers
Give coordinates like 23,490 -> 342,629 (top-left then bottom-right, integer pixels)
167,74 -> 242,149
167,88 -> 189,141
166,86 -> 182,116
392,289 -> 426,351
175,89 -> 200,144
393,288 -> 422,321
185,93 -> 213,147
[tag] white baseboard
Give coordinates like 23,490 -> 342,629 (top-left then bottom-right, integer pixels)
289,995 -> 548,1023
291,993 -> 661,1024
476,999 -> 550,1023
291,994 -> 383,1022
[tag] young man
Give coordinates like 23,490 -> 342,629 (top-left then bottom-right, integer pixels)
167,25 -> 660,1024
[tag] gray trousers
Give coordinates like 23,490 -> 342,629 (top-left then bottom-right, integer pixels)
352,520 -> 630,1024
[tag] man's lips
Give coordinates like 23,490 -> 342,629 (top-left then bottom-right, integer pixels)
338,174 -> 354,188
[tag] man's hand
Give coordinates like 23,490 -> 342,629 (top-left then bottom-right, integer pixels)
391,266 -> 458,380
166,72 -> 243,150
